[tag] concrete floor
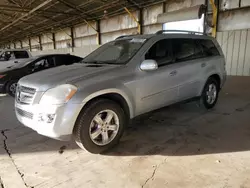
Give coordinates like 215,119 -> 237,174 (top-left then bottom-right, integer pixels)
0,76 -> 250,188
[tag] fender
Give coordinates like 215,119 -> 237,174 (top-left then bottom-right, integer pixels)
81,88 -> 135,118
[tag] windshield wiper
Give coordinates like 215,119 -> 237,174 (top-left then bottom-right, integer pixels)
81,60 -> 120,65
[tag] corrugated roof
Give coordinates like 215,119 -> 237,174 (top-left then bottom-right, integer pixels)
0,0 -> 166,45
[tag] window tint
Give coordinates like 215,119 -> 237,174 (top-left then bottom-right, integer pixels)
145,39 -> 172,66
55,55 -> 81,66
173,39 -> 203,62
199,39 -> 220,56
13,51 -> 29,59
32,57 -> 55,72
67,55 -> 82,64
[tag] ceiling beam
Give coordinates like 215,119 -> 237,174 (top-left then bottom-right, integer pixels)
0,0 -> 54,33
0,4 -> 79,15
57,0 -> 96,19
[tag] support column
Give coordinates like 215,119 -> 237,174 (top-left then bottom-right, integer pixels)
20,40 -> 23,49
70,27 -> 75,50
209,0 -> 218,37
52,33 -> 56,49
39,35 -> 43,50
138,8 -> 143,34
28,38 -> 32,52
96,20 -> 101,45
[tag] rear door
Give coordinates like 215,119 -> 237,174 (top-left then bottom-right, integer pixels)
172,38 -> 205,101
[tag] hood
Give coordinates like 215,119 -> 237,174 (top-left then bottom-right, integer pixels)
19,63 -> 121,91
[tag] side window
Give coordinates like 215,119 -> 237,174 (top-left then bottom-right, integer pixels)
55,55 -> 74,66
32,57 -> 55,72
13,51 -> 29,59
66,55 -> 82,64
145,39 -> 172,66
173,39 -> 203,62
2,51 -> 15,60
199,39 -> 220,57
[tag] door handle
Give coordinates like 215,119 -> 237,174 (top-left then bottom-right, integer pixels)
170,70 -> 177,76
201,63 -> 207,68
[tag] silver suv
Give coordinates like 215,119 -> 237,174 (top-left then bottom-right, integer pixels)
15,30 -> 226,153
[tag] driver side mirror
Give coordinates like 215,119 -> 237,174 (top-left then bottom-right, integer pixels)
140,59 -> 158,71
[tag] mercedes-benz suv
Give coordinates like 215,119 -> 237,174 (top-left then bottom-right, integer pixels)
15,30 -> 227,154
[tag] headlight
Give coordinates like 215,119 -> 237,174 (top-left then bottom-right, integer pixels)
40,84 -> 77,105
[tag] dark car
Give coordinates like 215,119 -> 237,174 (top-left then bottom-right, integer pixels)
0,54 -> 83,97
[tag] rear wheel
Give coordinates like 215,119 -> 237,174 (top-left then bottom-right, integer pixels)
73,99 -> 126,154
6,81 -> 18,97
200,77 -> 219,109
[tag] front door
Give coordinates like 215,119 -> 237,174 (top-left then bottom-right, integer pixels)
135,39 -> 179,115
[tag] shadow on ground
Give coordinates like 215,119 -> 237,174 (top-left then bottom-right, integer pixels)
1,76 -> 250,156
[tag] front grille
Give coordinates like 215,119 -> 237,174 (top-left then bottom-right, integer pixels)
16,85 -> 36,105
16,108 -> 33,119
20,86 -> 36,94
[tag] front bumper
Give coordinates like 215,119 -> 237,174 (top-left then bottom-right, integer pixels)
15,102 -> 84,141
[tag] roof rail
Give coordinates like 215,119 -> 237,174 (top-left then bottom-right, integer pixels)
156,30 -> 206,35
115,34 -> 138,40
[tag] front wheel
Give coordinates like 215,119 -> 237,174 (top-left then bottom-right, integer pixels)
73,99 -> 126,154
6,81 -> 18,97
200,77 -> 219,109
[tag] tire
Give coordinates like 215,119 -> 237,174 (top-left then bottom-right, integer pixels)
200,77 -> 219,109
6,80 -> 18,97
73,99 -> 126,154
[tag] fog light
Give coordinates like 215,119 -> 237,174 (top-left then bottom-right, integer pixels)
38,113 -> 55,123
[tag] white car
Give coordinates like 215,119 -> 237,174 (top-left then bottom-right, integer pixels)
0,49 -> 32,70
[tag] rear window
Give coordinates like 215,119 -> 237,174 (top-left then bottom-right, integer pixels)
199,40 -> 220,57
13,51 -> 29,59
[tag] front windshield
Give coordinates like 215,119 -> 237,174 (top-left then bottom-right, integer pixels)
83,38 -> 147,65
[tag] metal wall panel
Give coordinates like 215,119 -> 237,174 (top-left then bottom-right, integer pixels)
143,24 -> 162,34
74,22 -> 96,38
101,28 -> 137,44
10,43 -> 15,49
41,33 -> 53,44
22,39 -> 29,48
164,0 -> 202,12
242,0 -> 250,6
15,41 -> 22,49
42,43 -> 54,50
30,37 -> 39,47
55,28 -> 71,41
74,35 -> 97,47
220,0 -> 239,10
217,29 -> 250,76
101,11 -> 138,33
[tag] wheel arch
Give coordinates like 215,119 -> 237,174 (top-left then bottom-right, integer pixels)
199,73 -> 222,96
208,74 -> 221,89
80,89 -> 134,120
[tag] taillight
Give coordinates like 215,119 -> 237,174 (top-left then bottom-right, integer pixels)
0,75 -> 6,79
